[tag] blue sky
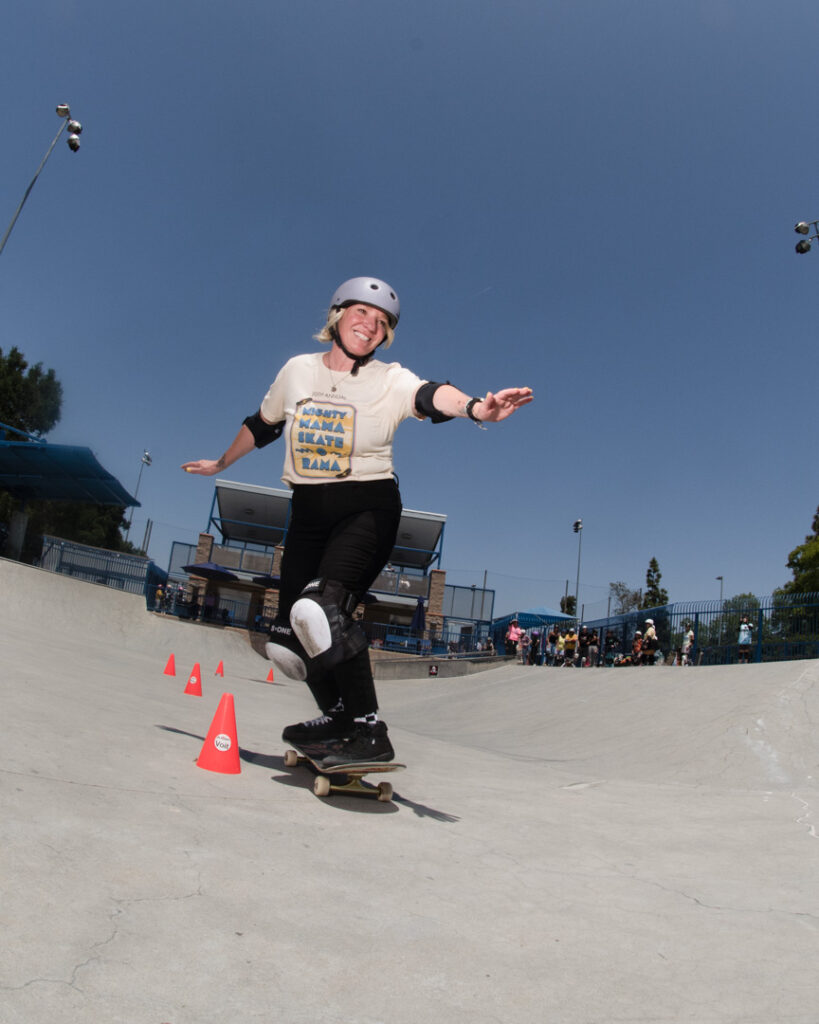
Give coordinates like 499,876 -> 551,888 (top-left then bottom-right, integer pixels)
2,0 -> 818,619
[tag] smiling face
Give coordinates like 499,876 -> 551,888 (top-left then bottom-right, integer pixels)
336,302 -> 389,359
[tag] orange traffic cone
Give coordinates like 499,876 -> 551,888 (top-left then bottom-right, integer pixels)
164,654 -> 176,676
215,660 -> 224,677
266,667 -> 274,682
184,663 -> 203,697
197,693 -> 241,774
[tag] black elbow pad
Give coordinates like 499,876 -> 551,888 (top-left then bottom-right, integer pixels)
243,411 -> 285,448
415,381 -> 455,423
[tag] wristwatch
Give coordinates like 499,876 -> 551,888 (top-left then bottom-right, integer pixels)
465,396 -> 485,425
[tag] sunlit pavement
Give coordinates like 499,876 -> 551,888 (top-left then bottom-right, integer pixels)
2,558 -> 817,1024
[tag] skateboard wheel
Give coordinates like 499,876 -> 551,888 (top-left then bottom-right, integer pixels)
284,749 -> 299,768
376,782 -> 393,802
314,775 -> 331,798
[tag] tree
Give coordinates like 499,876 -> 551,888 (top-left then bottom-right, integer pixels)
560,594 -> 576,616
0,346 -> 136,561
609,581 -> 642,615
641,557 -> 669,609
0,346 -> 62,438
19,502 -> 135,563
778,506 -> 819,596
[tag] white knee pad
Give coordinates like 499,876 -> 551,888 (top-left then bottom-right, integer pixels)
265,618 -> 310,681
290,578 -> 367,668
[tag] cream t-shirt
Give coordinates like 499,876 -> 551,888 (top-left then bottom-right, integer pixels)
259,352 -> 425,486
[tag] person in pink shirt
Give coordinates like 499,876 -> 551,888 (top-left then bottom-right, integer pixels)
506,618 -> 523,658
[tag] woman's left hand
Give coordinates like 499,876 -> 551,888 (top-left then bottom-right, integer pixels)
474,387 -> 533,422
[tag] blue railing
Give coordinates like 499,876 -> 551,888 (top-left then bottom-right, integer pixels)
40,536 -> 165,597
580,593 -> 819,665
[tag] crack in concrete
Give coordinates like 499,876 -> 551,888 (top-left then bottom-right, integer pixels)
0,883 -> 204,994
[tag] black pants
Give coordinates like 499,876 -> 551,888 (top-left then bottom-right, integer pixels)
280,479 -> 402,717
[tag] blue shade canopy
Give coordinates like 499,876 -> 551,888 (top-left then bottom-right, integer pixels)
0,439 -> 139,506
494,607 -> 573,630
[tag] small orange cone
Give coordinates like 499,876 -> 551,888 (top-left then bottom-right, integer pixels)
266,667 -> 274,682
164,654 -> 176,676
184,663 -> 203,697
215,660 -> 224,677
197,693 -> 241,774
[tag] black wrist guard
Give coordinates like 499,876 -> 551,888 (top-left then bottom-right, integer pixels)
415,381 -> 455,423
243,411 -> 285,448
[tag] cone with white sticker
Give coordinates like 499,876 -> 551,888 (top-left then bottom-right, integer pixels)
197,693 -> 241,774
184,663 -> 202,696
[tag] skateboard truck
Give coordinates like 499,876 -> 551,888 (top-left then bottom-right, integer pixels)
283,748 -> 405,802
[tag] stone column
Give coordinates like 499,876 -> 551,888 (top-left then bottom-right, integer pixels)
426,568 -> 447,634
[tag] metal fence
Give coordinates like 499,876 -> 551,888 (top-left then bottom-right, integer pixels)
582,592 -> 819,666
363,620 -> 497,658
39,535 -> 165,597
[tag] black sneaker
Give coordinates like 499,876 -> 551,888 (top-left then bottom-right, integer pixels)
318,721 -> 395,768
281,710 -> 352,746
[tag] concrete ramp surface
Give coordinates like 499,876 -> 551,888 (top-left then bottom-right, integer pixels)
1,558 -> 818,1024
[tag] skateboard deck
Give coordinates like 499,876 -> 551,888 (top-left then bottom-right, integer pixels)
283,745 -> 405,801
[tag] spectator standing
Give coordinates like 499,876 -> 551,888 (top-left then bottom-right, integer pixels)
563,626 -> 578,667
588,628 -> 600,667
578,626 -> 590,667
519,631 -> 531,665
643,618 -> 658,666
604,630 -> 619,666
506,618 -> 523,658
737,616 -> 753,664
681,624 -> 694,666
546,627 -> 558,666
529,630 -> 540,665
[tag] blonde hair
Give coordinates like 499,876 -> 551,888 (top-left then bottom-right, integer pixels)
314,306 -> 395,349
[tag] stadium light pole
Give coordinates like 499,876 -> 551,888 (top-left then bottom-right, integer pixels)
0,104 -> 84,259
124,450 -> 152,545
573,519 -> 583,621
716,575 -> 724,644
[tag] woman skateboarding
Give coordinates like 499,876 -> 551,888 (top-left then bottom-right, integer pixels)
183,276 -> 532,767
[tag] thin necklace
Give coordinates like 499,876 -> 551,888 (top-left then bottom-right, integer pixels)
325,358 -> 354,393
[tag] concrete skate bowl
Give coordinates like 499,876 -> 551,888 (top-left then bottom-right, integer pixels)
0,558 -> 264,673
385,656 -> 819,792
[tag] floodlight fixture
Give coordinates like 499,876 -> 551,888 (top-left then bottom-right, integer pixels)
796,239 -> 812,254
795,221 -> 811,235
0,103 -> 85,258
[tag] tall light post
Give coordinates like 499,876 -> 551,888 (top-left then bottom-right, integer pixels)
716,575 -> 724,644
0,104 -> 84,259
124,450 -> 152,544
573,518 -> 583,621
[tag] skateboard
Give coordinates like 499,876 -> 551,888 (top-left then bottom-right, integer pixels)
283,745 -> 405,802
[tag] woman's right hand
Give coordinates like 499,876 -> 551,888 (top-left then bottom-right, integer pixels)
181,459 -> 222,476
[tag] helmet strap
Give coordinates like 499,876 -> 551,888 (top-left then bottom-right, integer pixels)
329,318 -> 383,376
